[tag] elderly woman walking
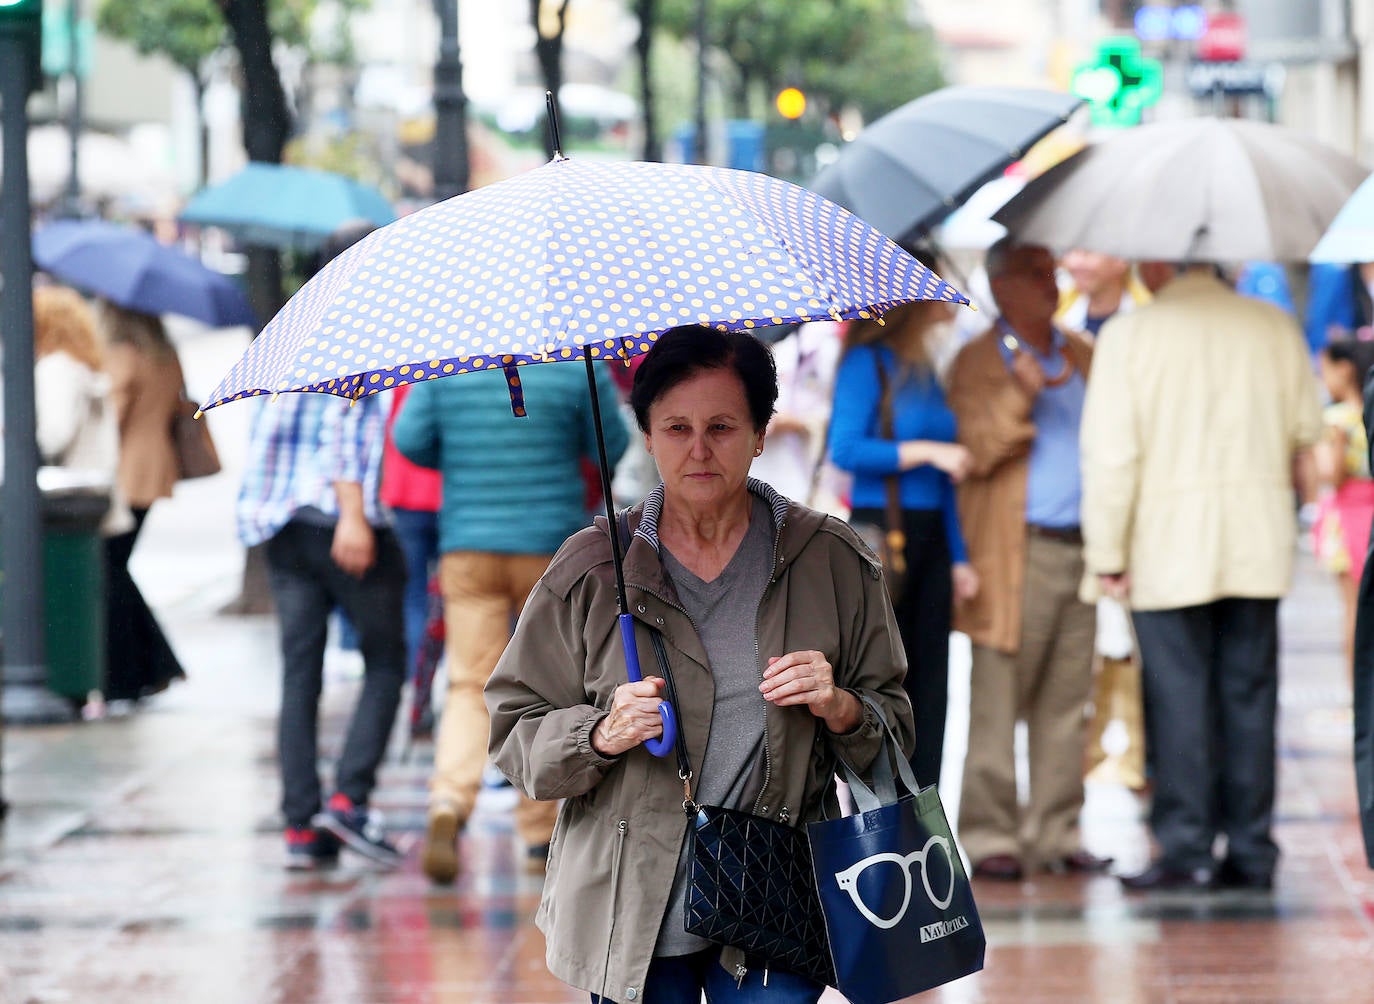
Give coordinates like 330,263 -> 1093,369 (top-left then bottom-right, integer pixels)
485,325 -> 913,1004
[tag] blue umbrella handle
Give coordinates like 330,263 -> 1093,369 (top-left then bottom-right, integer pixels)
618,613 -> 677,757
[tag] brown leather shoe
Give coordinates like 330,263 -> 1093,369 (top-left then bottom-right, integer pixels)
972,854 -> 1023,881
1048,849 -> 1114,875
421,802 -> 466,885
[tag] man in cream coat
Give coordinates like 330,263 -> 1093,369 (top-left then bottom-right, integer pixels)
1081,262 -> 1321,891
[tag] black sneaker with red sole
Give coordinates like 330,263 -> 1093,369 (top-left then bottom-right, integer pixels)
312,794 -> 403,867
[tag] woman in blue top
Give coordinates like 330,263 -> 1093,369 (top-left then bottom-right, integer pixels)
828,286 -> 979,788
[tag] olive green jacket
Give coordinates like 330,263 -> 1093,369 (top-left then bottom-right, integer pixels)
485,481 -> 914,1001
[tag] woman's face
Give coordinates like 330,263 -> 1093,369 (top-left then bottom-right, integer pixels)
644,367 -> 763,511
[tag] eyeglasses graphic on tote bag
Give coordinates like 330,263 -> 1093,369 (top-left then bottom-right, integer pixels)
806,698 -> 986,1004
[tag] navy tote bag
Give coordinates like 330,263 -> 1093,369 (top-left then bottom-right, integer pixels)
806,702 -> 986,1003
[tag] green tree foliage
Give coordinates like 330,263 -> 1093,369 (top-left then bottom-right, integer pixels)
658,0 -> 942,124
97,0 -> 222,77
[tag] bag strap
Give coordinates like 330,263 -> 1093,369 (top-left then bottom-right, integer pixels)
837,694 -> 923,814
613,510 -> 696,794
873,354 -> 907,577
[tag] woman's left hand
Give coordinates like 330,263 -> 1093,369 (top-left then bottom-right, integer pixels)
761,650 -> 862,734
952,562 -> 980,604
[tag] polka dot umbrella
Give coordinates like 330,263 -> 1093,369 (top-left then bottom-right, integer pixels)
204,156 -> 966,412
205,151 -> 966,755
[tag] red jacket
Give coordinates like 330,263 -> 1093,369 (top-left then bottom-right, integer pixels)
381,384 -> 442,512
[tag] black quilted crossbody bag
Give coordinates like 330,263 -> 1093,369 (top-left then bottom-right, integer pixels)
614,513 -> 836,986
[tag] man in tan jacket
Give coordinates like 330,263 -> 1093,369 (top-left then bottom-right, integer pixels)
946,238 -> 1108,881
1082,262 -> 1321,891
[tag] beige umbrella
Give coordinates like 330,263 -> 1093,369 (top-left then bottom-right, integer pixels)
992,117 -> 1367,262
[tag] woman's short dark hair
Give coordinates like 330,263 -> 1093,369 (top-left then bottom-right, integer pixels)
629,325 -> 778,433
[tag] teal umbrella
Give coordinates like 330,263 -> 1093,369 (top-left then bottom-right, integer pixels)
180,163 -> 395,252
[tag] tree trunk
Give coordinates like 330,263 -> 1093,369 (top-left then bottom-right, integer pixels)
634,0 -> 660,162
219,543 -> 275,616
530,0 -> 569,158
192,72 -> 209,191
217,0 -> 291,616
218,0 -> 291,326
219,0 -> 291,163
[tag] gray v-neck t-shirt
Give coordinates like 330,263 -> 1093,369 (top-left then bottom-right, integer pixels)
655,495 -> 775,956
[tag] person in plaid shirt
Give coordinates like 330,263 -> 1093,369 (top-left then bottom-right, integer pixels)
237,224 -> 408,871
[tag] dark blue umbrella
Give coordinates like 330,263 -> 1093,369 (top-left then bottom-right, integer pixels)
205,154 -> 967,755
179,163 -> 396,252
33,220 -> 258,329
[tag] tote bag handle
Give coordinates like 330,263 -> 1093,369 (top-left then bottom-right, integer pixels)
836,696 -> 924,815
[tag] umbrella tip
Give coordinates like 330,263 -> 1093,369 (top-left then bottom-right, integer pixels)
545,90 -> 564,159
193,409 -> 204,420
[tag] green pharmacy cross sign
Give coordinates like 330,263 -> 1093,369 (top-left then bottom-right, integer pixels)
1071,37 -> 1164,127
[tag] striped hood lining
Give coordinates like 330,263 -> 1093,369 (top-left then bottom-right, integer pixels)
634,478 -> 792,553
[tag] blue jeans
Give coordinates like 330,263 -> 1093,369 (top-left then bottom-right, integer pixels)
390,506 -> 440,679
591,948 -> 825,1004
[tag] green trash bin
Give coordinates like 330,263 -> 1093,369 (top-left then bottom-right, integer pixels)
39,481 -> 110,704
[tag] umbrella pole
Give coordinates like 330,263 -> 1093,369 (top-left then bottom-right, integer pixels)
582,352 -> 629,612
582,350 -> 676,756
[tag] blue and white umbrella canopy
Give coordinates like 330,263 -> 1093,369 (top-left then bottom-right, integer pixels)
204,157 -> 967,413
33,220 -> 258,329
1310,170 -> 1374,264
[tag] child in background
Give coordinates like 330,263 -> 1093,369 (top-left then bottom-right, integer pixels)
1314,333 -> 1374,675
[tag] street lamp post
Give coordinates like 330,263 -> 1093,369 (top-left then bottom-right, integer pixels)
694,0 -> 707,164
63,0 -> 82,213
1,2 -> 60,820
432,0 -> 469,202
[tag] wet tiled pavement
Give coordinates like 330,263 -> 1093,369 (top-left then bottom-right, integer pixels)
1,334 -> 1371,1002
3,552 -> 1370,1004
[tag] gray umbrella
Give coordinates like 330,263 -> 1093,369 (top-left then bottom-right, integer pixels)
808,86 -> 1085,245
992,117 -> 1368,262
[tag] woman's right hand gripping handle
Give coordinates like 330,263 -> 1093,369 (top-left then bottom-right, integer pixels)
592,613 -> 678,757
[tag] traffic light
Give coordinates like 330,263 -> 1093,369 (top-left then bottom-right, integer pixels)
0,0 -> 43,92
1070,37 -> 1164,128
0,0 -> 42,30
775,87 -> 807,121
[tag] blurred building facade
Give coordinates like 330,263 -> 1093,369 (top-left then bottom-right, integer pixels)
922,0 -> 1373,165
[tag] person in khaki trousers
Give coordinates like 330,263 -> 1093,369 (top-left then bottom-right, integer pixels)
393,361 -> 629,885
945,238 -> 1111,882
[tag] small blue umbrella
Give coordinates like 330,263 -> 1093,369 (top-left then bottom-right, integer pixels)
180,162 -> 396,252
1310,171 -> 1374,263
206,153 -> 967,755
33,219 -> 258,329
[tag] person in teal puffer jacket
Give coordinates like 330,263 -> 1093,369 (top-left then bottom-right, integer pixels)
393,361 -> 629,884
